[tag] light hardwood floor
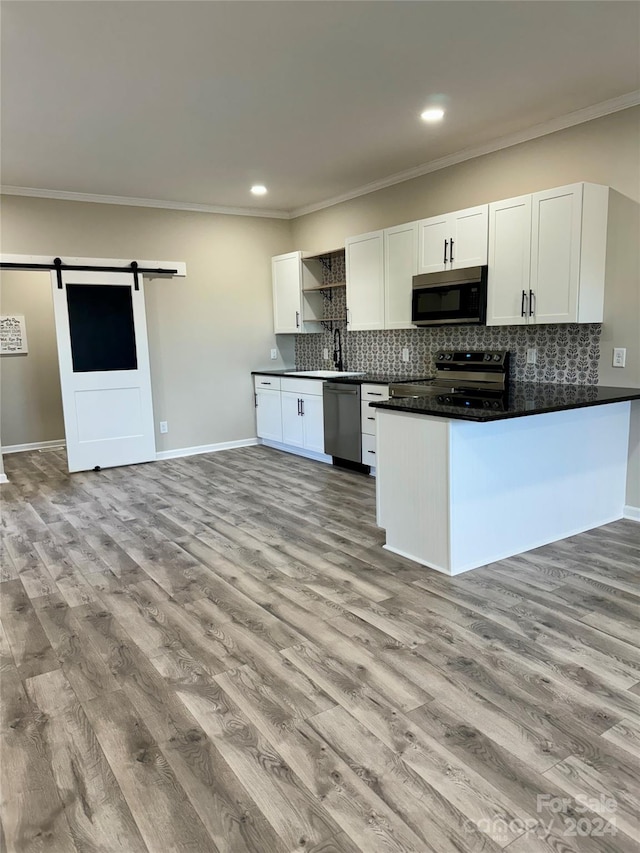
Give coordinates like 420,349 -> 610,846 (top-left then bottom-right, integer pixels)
1,445 -> 639,853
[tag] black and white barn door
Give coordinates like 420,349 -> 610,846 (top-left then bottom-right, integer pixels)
51,270 -> 156,473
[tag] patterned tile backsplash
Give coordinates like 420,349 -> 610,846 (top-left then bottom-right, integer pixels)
296,321 -> 602,384
295,251 -> 602,384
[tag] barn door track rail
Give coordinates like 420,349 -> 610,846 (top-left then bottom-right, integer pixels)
0,258 -> 178,290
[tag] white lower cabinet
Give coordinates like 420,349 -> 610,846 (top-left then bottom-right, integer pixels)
281,391 -> 325,453
360,384 -> 389,468
255,375 -> 326,459
255,388 -> 283,442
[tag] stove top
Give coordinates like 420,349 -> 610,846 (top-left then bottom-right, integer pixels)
389,350 -> 510,405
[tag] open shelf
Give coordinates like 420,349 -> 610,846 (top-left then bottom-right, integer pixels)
302,281 -> 346,292
302,248 -> 345,261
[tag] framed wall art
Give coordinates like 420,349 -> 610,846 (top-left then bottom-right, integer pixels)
0,314 -> 28,354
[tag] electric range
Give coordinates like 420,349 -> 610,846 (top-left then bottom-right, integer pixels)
389,350 -> 510,411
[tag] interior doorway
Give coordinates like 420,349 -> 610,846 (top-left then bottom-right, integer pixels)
0,269 -> 65,453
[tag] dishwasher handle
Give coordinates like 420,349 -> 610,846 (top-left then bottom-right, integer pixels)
324,385 -> 359,395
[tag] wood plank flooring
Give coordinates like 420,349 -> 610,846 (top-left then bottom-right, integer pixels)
1,445 -> 639,853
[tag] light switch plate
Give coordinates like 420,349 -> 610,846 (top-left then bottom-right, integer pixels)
613,347 -> 626,368
270,348 -> 278,360
159,421 -> 168,434
401,347 -> 410,363
323,347 -> 329,360
527,348 -> 537,365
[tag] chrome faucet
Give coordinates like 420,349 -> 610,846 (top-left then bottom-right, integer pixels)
333,327 -> 343,371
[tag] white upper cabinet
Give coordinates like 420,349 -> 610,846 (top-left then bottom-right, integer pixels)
345,230 -> 385,331
384,221 -> 418,330
416,214 -> 450,274
417,205 -> 488,274
346,224 -> 417,332
487,195 -> 532,326
487,183 -> 608,326
451,206 -> 490,268
272,252 -> 302,334
272,251 -> 323,334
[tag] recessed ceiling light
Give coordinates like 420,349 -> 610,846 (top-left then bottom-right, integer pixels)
420,108 -> 445,122
251,185 -> 267,195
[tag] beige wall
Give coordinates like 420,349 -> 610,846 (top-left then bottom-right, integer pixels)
292,107 -> 640,508
0,269 -> 65,447
0,199 -> 293,453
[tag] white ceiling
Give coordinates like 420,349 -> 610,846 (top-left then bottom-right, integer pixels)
2,1 -> 639,218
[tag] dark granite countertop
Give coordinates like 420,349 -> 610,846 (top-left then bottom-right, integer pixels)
370,383 -> 640,422
252,369 -> 433,385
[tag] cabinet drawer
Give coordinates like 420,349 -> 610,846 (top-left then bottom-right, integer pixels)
280,377 -> 324,396
361,384 -> 389,402
362,433 -> 377,465
361,402 -> 377,436
254,375 -> 281,391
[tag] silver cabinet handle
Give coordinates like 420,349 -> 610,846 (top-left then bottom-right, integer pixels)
297,398 -> 301,415
254,393 -> 258,407
301,399 -> 304,416
450,238 -> 454,262
295,311 -> 300,328
529,290 -> 535,317
521,290 -> 528,317
444,239 -> 449,264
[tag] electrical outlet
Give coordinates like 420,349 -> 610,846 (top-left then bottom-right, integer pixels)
323,347 -> 329,360
159,421 -> 168,434
613,347 -> 626,368
270,348 -> 278,360
527,348 -> 537,365
401,347 -> 410,363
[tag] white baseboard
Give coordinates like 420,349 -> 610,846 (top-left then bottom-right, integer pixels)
1,439 -> 66,454
155,438 -> 258,461
623,505 -> 640,522
260,439 -> 332,465
0,473 -> 8,484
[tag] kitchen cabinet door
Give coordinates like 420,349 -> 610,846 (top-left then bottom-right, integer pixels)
300,393 -> 325,454
346,231 -> 385,331
417,214 -> 450,274
530,185 -> 582,324
487,195 -> 532,326
384,221 -> 417,330
255,388 -> 282,442
281,391 -> 304,447
272,252 -> 302,334
451,205 -> 489,269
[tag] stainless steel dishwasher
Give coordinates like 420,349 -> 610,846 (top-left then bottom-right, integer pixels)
323,382 -> 361,463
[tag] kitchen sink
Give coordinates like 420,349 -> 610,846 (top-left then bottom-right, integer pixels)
284,370 -> 365,378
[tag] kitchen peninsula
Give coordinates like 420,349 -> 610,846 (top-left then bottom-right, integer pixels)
372,384 -> 640,575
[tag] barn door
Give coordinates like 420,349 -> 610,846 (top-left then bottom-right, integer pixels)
51,269 -> 155,473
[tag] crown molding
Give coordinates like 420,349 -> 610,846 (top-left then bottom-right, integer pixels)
290,90 -> 640,219
2,91 -> 638,222
0,185 -> 291,220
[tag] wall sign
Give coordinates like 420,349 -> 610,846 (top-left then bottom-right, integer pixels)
0,315 -> 28,354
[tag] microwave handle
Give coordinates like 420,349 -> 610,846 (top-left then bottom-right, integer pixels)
443,239 -> 449,264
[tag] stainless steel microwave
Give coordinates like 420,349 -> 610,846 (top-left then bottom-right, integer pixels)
411,265 -> 488,326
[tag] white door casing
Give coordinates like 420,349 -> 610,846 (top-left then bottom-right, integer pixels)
51,269 -> 156,473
